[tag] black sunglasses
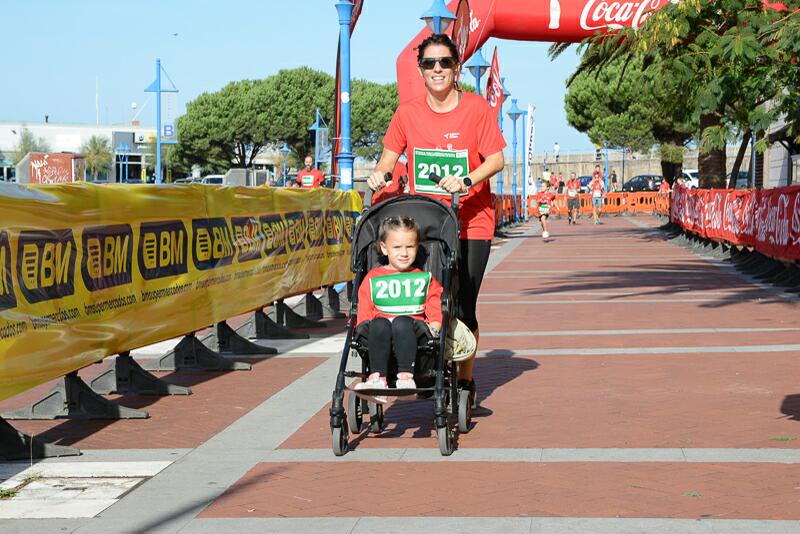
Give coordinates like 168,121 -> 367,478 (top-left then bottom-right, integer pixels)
419,56 -> 457,70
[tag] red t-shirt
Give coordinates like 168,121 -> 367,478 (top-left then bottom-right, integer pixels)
565,179 -> 581,198
296,168 -> 325,188
382,92 -> 506,240
659,180 -> 671,192
356,266 -> 443,326
590,179 -> 605,196
535,191 -> 556,216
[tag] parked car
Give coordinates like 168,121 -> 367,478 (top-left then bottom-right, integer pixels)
173,177 -> 200,184
727,170 -> 750,189
201,174 -> 225,185
681,169 -> 699,189
621,174 -> 663,192
578,175 -> 593,193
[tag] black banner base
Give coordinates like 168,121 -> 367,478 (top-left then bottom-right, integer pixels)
90,352 -> 191,396
243,309 -> 309,340
0,417 -> 80,461
1,371 -> 149,420
276,300 -> 324,329
295,292 -> 346,320
141,334 -> 251,372
204,321 -> 277,356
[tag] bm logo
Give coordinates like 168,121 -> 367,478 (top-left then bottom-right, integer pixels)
0,231 -> 17,310
192,218 -> 234,270
81,224 -> 134,291
16,229 -> 76,304
138,221 -> 188,280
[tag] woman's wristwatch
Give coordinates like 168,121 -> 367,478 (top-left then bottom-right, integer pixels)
461,177 -> 472,193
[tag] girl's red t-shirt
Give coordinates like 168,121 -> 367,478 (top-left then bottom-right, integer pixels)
356,266 -> 443,326
382,92 -> 506,240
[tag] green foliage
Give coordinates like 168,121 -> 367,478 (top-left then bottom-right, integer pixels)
80,135 -> 113,180
12,128 -> 50,164
173,67 -> 398,169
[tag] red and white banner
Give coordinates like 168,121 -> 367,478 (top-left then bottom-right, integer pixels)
671,185 -> 800,262
485,47 -> 503,120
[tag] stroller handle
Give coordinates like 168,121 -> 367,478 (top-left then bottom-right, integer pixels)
363,172 -> 394,211
427,173 -> 463,213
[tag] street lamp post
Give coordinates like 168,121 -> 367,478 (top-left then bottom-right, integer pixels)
553,142 -> 560,177
508,99 -> 523,223
463,47 -> 491,95
420,0 -> 456,33
497,78 -> 510,195
335,1 -> 355,191
280,142 -> 291,187
308,108 -> 324,170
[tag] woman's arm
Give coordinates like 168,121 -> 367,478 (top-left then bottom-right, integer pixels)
438,150 -> 504,194
366,148 -> 402,191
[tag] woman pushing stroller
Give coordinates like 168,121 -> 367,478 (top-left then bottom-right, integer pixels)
354,216 -> 443,403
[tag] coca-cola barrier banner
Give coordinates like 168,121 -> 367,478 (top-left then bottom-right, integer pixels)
397,0 -> 675,102
671,186 -> 800,262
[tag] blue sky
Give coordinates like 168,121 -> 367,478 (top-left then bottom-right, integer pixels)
0,0 -> 593,153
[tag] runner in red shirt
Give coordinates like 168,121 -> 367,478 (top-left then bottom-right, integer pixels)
366,34 -> 505,402
535,180 -> 556,239
565,172 -> 581,225
658,178 -> 671,193
590,173 -> 605,225
295,155 -> 325,188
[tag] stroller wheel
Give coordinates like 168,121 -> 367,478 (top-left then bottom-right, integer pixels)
332,425 -> 349,456
437,425 -> 454,456
368,402 -> 384,434
458,388 -> 472,433
346,392 -> 364,433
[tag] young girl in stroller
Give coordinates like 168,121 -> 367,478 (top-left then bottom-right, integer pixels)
354,215 -> 443,403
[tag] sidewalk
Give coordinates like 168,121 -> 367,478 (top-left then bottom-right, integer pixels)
1,214 -> 799,533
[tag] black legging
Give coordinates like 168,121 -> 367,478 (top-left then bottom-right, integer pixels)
367,316 -> 421,376
457,239 -> 492,332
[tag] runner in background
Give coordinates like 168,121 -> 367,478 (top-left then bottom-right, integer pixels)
658,177 -> 671,194
609,169 -> 618,192
296,155 -> 325,188
550,172 -> 560,195
590,173 -> 605,225
366,34 -> 505,405
535,179 -> 556,239
565,171 -> 581,225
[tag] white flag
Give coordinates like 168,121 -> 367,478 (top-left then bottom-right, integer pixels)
525,104 -> 536,194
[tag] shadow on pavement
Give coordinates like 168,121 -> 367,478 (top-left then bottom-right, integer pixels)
780,394 -> 800,422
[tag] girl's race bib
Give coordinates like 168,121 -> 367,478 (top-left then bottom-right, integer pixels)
370,271 -> 431,315
593,190 -> 602,198
539,204 -> 551,214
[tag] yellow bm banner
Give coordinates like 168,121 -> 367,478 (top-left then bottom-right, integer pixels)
0,184 -> 361,401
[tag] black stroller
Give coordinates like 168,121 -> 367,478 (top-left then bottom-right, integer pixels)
329,174 -> 473,456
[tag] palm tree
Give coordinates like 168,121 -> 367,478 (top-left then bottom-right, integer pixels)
81,136 -> 113,181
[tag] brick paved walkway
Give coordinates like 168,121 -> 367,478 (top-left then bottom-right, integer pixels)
2,214 -> 799,533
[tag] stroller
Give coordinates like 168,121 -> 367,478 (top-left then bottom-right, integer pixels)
329,174 -> 473,456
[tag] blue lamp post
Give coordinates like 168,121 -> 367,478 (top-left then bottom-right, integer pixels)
335,1 -> 355,191
308,108 -> 325,170
497,78 -> 510,195
280,142 -> 291,187
420,0 -> 456,33
464,47 -> 491,96
507,99 -> 523,223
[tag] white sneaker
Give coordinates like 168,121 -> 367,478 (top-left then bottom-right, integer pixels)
542,231 -> 550,239
395,372 -> 416,389
354,373 -> 388,404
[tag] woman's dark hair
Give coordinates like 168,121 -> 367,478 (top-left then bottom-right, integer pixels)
416,33 -> 460,65
376,216 -> 421,254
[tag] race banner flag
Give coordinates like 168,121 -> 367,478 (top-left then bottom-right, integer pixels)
485,47 -> 502,120
331,0 -> 365,180
0,184 -> 361,401
525,104 -> 536,193
451,0 -> 471,64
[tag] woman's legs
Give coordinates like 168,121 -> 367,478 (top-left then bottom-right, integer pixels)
457,239 -> 492,382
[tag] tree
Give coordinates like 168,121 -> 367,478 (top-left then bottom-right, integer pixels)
80,135 -> 113,181
12,128 -> 50,164
559,0 -> 791,188
563,55 -> 694,181
351,80 -> 398,161
176,79 -> 272,170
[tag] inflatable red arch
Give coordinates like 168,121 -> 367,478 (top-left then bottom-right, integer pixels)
396,0 -> 787,103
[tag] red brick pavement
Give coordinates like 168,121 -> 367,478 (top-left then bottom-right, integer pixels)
0,357 -> 324,449
200,461 -> 800,519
